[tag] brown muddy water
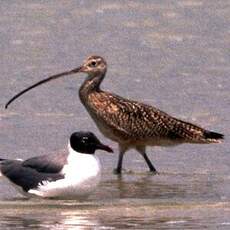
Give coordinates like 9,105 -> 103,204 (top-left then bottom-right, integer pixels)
0,0 -> 230,229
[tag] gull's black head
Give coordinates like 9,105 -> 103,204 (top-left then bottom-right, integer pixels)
70,131 -> 113,154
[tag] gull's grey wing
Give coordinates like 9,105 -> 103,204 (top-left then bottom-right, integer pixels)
0,159 -> 64,192
22,152 -> 68,173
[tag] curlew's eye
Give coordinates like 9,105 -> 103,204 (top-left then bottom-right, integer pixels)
90,61 -> 97,67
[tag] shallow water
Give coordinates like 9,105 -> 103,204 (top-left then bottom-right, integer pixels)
0,0 -> 230,229
0,199 -> 230,229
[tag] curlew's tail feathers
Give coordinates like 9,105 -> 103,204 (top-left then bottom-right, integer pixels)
203,130 -> 224,143
0,159 -> 5,177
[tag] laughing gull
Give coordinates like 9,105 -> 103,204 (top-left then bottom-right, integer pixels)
0,131 -> 113,199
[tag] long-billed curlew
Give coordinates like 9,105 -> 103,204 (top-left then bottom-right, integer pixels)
5,55 -> 224,174
0,131 -> 113,198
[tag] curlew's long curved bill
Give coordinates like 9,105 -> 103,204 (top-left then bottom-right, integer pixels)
5,66 -> 82,109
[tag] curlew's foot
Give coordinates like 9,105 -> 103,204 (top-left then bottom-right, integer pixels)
149,169 -> 159,175
113,168 -> 122,175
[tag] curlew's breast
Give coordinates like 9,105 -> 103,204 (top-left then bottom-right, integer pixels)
82,92 -> 131,142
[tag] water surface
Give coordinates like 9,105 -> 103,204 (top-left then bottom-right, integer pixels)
0,0 -> 229,229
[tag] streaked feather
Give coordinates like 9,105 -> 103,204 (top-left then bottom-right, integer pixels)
85,91 -> 223,144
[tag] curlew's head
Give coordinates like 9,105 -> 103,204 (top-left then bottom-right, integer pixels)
5,55 -> 107,109
80,55 -> 107,75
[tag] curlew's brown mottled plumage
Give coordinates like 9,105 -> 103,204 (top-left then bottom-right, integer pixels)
5,55 -> 224,174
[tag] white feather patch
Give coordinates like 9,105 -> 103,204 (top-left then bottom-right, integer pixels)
28,144 -> 101,198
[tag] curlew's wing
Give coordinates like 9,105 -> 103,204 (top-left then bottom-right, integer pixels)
88,92 -> 223,143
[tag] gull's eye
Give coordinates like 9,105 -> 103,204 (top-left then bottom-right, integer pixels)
90,61 -> 97,67
82,136 -> 88,143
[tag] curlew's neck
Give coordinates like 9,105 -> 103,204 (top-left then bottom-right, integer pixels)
79,72 -> 106,103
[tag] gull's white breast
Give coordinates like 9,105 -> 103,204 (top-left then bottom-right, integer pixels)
29,149 -> 101,199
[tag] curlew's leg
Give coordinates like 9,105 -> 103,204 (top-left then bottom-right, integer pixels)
136,146 -> 158,173
113,145 -> 127,174
142,152 -> 157,172
114,152 -> 124,174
